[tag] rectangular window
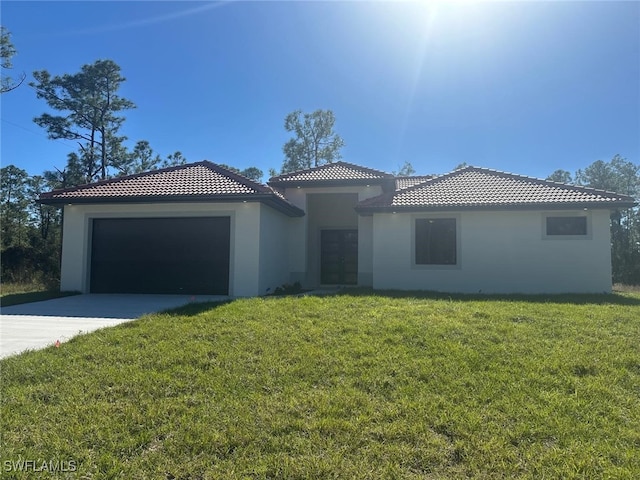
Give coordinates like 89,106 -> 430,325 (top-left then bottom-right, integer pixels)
546,216 -> 587,236
415,218 -> 456,265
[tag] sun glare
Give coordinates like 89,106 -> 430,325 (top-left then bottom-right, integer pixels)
350,0 -> 502,149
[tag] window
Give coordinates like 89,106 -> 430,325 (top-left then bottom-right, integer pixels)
415,218 -> 456,265
546,216 -> 587,236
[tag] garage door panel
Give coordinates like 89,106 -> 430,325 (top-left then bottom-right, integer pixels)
90,217 -> 230,295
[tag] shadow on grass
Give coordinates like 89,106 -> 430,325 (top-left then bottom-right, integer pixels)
0,291 -> 80,308
161,299 -> 235,317
159,289 -> 640,317
332,287 -> 640,306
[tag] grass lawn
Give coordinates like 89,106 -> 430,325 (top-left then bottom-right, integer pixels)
0,282 -> 77,307
1,292 -> 639,479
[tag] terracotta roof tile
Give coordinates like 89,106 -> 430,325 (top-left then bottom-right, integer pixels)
357,166 -> 636,211
395,175 -> 433,191
269,161 -> 393,185
39,161 -> 304,216
40,162 -> 267,198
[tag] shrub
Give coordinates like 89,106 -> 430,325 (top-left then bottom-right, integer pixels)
272,281 -> 304,296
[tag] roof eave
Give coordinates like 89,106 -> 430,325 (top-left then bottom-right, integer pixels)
355,201 -> 637,214
39,194 -> 305,217
259,196 -> 305,217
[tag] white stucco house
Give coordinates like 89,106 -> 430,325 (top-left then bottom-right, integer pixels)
39,161 -> 635,296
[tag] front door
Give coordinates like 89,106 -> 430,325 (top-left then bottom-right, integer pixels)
320,229 -> 358,285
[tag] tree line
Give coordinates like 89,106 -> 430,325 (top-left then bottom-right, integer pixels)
547,156 -> 640,285
1,27 -> 638,286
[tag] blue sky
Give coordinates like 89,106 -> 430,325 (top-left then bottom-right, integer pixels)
1,1 -> 638,181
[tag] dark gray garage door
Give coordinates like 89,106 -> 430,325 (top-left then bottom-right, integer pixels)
90,217 -> 230,295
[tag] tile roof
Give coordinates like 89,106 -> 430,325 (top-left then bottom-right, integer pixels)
395,175 -> 433,191
39,161 -> 304,216
357,166 -> 636,212
269,161 -> 394,186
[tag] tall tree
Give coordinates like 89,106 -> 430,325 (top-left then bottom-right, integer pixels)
0,165 -> 30,248
575,156 -> 638,194
113,140 -> 161,176
238,167 -> 264,183
394,161 -> 416,176
546,169 -> 573,184
0,165 -> 63,285
31,59 -> 135,183
0,26 -> 25,93
162,151 -> 187,168
218,164 -> 264,183
282,109 -> 344,173
577,155 -> 639,284
41,152 -> 88,190
27,175 -> 61,242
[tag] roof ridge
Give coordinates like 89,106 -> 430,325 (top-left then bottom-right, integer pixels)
339,161 -> 394,178
38,160 -> 306,216
390,169 -> 458,195
269,161 -> 341,181
40,161 -> 271,198
462,166 -> 636,200
269,160 -> 393,182
356,165 -> 636,211
395,174 -> 433,179
200,161 -> 272,194
394,174 -> 436,192
40,161 -> 209,198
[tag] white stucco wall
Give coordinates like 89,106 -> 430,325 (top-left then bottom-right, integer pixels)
282,188 -> 308,284
258,204 -> 293,294
371,209 -> 613,294
59,202 -> 265,297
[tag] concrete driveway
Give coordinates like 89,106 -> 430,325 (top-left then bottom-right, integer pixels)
0,294 -> 227,359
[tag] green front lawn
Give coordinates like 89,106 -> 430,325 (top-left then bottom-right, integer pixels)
1,292 -> 639,478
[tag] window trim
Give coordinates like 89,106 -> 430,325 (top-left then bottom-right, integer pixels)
411,214 -> 461,269
542,212 -> 592,240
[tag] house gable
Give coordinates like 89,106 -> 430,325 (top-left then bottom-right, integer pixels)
356,166 -> 636,213
268,162 -> 395,288
268,161 -> 395,189
353,166 -> 636,294
39,161 -> 304,217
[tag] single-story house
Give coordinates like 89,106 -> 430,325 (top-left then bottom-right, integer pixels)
39,160 -> 636,296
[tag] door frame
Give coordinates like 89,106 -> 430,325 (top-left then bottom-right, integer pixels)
319,228 -> 358,286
